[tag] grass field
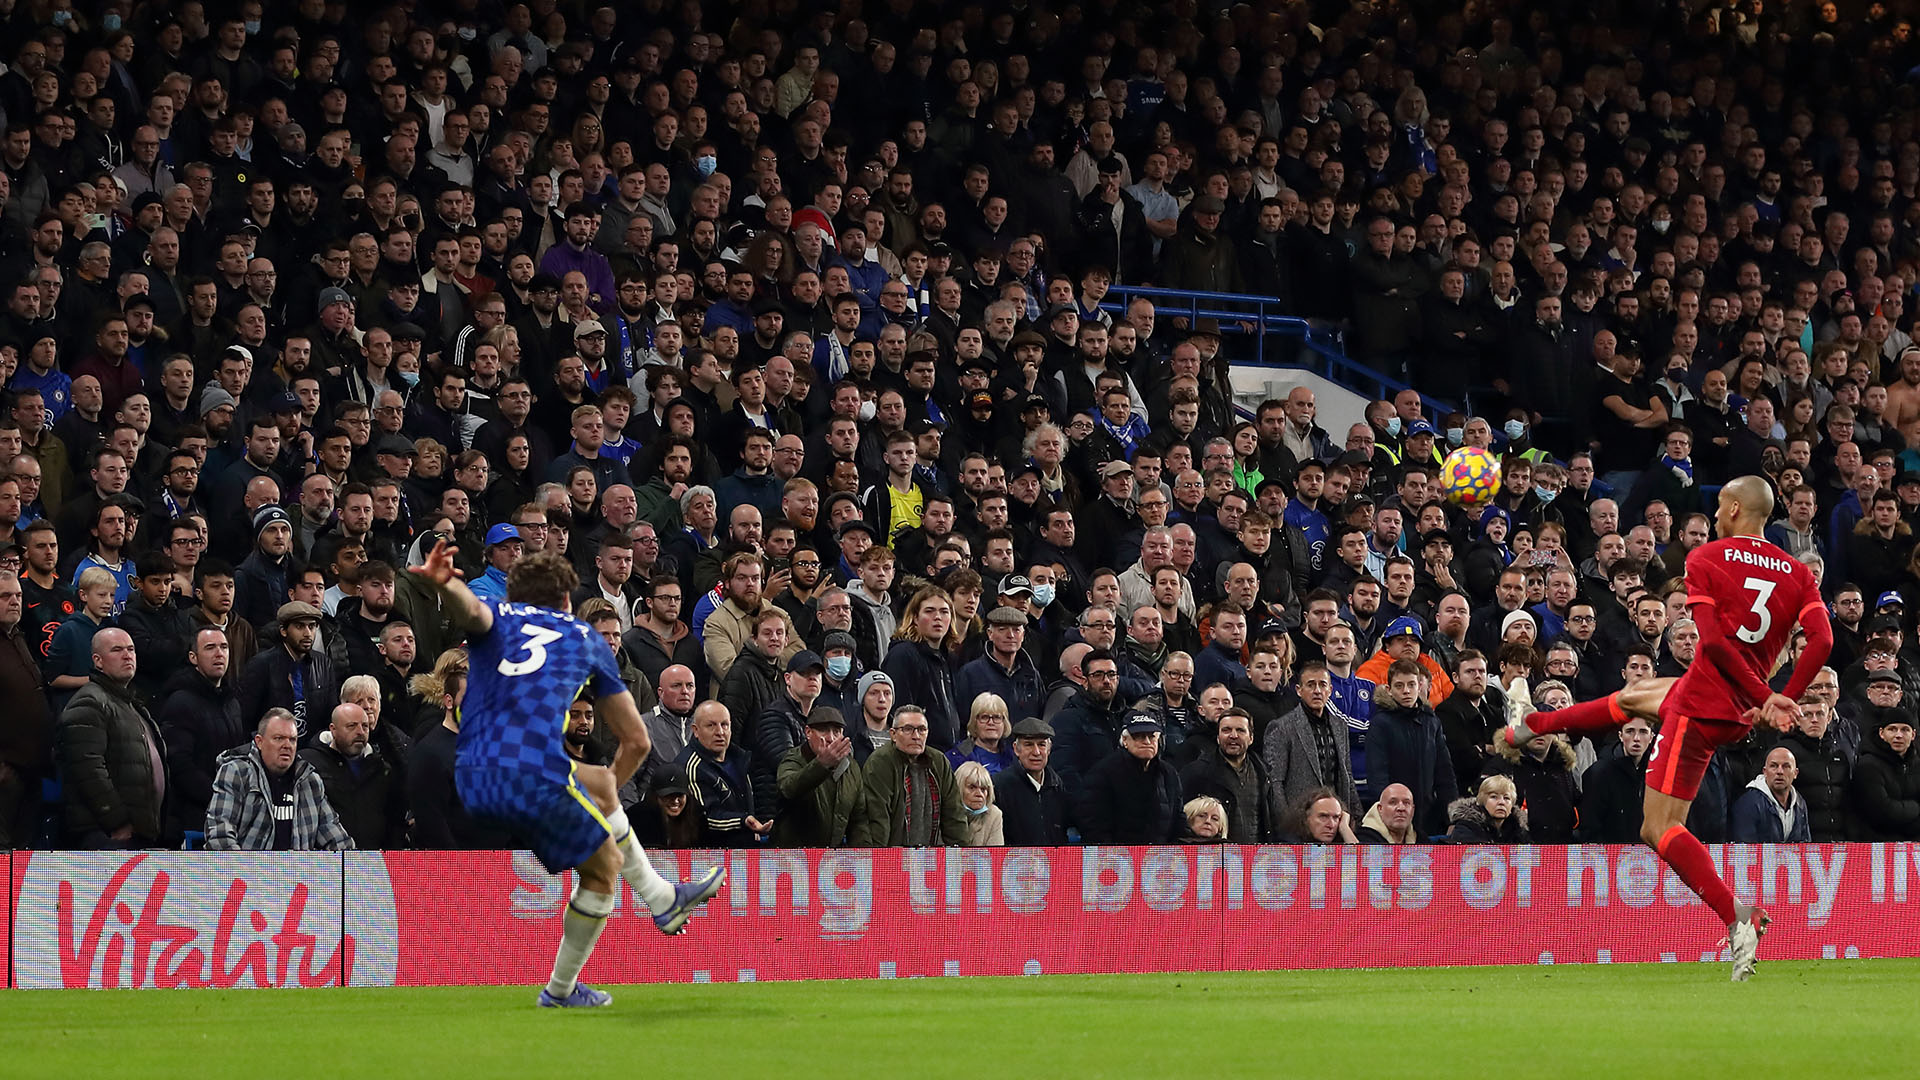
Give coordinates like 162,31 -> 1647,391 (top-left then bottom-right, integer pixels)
6,960 -> 1913,1079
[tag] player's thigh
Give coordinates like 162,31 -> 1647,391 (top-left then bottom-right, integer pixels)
1640,786 -> 1694,842
573,763 -> 619,814
1617,677 -> 1679,721
1643,712 -> 1732,806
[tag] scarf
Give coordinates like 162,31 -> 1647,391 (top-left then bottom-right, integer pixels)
1662,455 -> 1695,484
1096,411 -> 1145,455
902,755 -> 941,842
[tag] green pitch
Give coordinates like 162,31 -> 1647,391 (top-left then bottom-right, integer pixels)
6,960 -> 1914,1079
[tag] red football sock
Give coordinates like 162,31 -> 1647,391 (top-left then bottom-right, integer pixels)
1656,825 -> 1739,926
1525,692 -> 1626,737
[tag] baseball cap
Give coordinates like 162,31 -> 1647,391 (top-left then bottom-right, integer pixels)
1123,711 -> 1165,736
786,650 -> 825,674
529,272 -> 562,292
271,390 -> 301,414
999,574 -> 1034,597
906,417 -> 944,436
1406,420 -> 1437,438
1021,394 -> 1051,412
1869,614 -> 1903,634
276,600 -> 323,624
573,319 -> 606,338
1257,620 -> 1288,639
835,519 -> 877,542
1879,590 -> 1905,608
1421,529 -> 1453,549
485,523 -> 523,546
1383,616 -> 1423,640
224,344 -> 254,365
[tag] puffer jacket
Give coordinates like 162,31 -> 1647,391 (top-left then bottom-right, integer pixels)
749,692 -> 810,820
1445,797 -> 1530,843
1850,729 -> 1920,841
1485,734 -> 1580,843
716,644 -> 783,745
1050,687 -> 1132,791
54,672 -> 167,843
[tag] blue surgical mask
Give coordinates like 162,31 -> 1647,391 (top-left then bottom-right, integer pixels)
244,19 -> 261,34
1446,427 -> 1464,447
1385,417 -> 1402,437
457,26 -> 478,40
825,655 -> 852,680
1031,583 -> 1056,608
101,12 -> 120,30
1535,486 -> 1560,502
1504,420 -> 1526,440
51,9 -> 71,25
695,154 -> 717,177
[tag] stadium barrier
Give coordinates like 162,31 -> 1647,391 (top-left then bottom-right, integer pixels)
5,844 -> 1915,988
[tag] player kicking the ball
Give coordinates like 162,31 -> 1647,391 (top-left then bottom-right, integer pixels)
411,540 -> 725,1008
1501,476 -> 1830,981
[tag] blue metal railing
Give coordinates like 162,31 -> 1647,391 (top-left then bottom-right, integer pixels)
1096,284 -> 1459,418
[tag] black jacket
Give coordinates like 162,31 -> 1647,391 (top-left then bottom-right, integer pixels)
299,734 -> 402,849
994,764 -> 1074,845
120,595 -> 196,702
1484,738 -> 1580,843
749,691 -> 811,821
1779,727 -> 1854,842
1436,688 -> 1505,791
1850,727 -> 1920,841
236,643 -> 340,745
1074,748 -> 1184,844
881,639 -> 959,750
406,722 -> 511,849
1179,743 -> 1284,843
1445,796 -> 1530,843
1050,687 -> 1131,791
54,672 -> 167,843
715,644 -> 783,744
1576,744 -> 1649,843
1365,701 -> 1459,838
155,665 -> 245,838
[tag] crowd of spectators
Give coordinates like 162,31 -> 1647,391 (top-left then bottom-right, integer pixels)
1,0 -> 1920,854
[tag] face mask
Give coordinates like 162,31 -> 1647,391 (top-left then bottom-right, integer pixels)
51,10 -> 70,25
695,155 -> 717,177
244,19 -> 261,34
1535,486 -> 1560,502
1385,417 -> 1402,437
458,26 -> 478,41
826,655 -> 852,680
857,399 -> 876,422
102,13 -> 120,30
1503,420 -> 1526,440
1651,218 -> 1672,234
1667,367 -> 1688,383
1031,584 -> 1056,608
1446,427 -> 1464,446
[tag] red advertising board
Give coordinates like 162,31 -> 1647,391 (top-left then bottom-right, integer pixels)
11,845 -> 1920,988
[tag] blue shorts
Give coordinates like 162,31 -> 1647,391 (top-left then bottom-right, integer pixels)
458,765 -> 614,873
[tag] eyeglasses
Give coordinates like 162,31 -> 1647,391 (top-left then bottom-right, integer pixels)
1087,669 -> 1119,679
792,558 -> 820,568
634,534 -> 659,544
893,723 -> 929,733
1569,615 -> 1597,623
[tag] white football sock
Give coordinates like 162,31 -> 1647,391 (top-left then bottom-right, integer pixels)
606,808 -> 676,914
546,885 -> 614,998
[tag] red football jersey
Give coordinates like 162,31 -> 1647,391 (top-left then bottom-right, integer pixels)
1668,535 -> 1824,720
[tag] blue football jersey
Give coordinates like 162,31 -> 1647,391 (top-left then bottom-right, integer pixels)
457,601 -> 628,783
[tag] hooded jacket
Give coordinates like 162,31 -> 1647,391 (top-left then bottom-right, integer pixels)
1366,699 -> 1459,838
1445,796 -> 1530,843
1486,733 -> 1580,843
1357,799 -> 1421,844
1730,773 -> 1812,843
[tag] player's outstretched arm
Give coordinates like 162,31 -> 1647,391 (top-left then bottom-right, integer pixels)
595,688 -> 651,788
408,539 -> 494,636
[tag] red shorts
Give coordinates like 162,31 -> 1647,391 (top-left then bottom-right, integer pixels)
1645,706 -> 1750,801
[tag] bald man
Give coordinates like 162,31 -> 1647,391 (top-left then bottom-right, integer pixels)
299,701 -> 401,848
54,627 -> 167,847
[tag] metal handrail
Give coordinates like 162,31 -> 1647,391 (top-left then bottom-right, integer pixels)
1096,283 -> 1459,417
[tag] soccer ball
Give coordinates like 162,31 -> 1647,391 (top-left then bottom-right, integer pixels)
1440,446 -> 1502,507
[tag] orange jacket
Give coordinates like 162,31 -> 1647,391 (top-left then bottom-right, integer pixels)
1355,649 -> 1455,706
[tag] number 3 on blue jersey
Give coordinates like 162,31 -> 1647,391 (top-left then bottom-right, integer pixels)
499,624 -> 566,676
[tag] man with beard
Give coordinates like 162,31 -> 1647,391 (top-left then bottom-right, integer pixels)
702,551 -> 801,682
299,701 -> 402,849
473,376 -> 556,483
770,540 -> 829,646
337,560 -> 401,676
237,599 -> 338,743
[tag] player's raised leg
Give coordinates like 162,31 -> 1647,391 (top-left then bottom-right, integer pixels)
1502,676 -> 1673,745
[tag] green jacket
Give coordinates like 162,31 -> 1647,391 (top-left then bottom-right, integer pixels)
772,744 -> 866,847
850,742 -> 967,847
633,477 -> 684,534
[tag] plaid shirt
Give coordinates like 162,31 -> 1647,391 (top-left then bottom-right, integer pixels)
203,746 -> 355,851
